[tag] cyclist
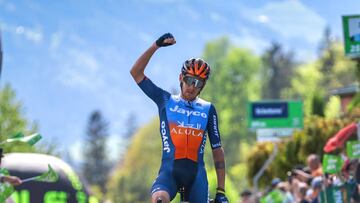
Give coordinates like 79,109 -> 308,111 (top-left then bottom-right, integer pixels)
130,33 -> 228,203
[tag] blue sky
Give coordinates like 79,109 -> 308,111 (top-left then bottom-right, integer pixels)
1,0 -> 359,162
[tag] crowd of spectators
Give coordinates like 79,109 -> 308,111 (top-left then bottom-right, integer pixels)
239,154 -> 360,203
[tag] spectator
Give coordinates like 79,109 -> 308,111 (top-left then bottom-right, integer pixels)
277,182 -> 294,203
307,154 -> 323,177
306,176 -> 323,203
271,178 -> 281,189
342,159 -> 358,181
298,182 -> 310,203
352,184 -> 360,203
351,161 -> 360,203
240,189 -> 253,203
0,148 -> 21,186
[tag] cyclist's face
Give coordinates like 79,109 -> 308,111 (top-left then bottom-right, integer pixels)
180,74 -> 204,101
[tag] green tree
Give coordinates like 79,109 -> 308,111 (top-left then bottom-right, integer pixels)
317,27 -> 357,91
311,93 -> 325,116
318,26 -> 335,89
82,110 -> 110,195
202,38 -> 262,167
283,62 -> 322,116
283,28 -> 357,118
261,42 -> 296,99
107,119 -> 162,203
0,84 -> 38,153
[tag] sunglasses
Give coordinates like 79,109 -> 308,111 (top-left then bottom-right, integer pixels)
183,76 -> 205,89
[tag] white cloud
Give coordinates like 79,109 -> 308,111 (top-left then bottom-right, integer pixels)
231,26 -> 270,55
24,28 -> 43,43
210,12 -> 227,24
15,26 -> 24,34
241,0 -> 326,44
0,22 -> 43,44
230,33 -> 270,55
50,32 -> 105,90
257,15 -> 269,24
57,48 -> 104,90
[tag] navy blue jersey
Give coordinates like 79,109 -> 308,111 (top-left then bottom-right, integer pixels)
138,77 -> 221,164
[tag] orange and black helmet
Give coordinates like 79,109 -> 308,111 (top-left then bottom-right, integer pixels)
181,58 -> 211,80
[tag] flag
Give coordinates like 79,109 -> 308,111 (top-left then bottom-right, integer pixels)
9,132 -> 25,139
35,164 -> 59,182
22,164 -> 59,183
2,133 -> 42,146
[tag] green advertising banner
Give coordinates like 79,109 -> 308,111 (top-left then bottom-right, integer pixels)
319,182 -> 356,203
346,140 -> 360,159
342,15 -> 360,58
247,101 -> 303,129
322,154 -> 344,174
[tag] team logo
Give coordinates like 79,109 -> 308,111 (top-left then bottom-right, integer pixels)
170,121 -> 204,137
169,105 -> 207,118
161,121 -> 171,153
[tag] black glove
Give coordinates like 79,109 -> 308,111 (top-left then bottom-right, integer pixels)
214,191 -> 228,203
156,33 -> 174,47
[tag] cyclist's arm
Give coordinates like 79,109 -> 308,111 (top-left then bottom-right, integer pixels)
212,147 -> 226,190
207,104 -> 226,191
130,33 -> 175,84
130,43 -> 159,83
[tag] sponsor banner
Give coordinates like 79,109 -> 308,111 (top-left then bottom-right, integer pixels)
252,102 -> 288,118
346,140 -> 360,159
256,128 -> 295,142
322,154 -> 344,174
342,15 -> 360,58
248,101 -> 303,129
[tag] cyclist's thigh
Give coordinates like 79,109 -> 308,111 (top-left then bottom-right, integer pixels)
151,169 -> 177,200
189,167 -> 209,203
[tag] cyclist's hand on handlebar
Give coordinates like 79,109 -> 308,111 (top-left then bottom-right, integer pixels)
156,33 -> 176,47
214,192 -> 228,203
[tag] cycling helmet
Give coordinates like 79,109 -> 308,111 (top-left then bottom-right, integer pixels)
181,58 -> 210,80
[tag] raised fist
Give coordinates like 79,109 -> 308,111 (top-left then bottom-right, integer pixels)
156,33 -> 176,47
